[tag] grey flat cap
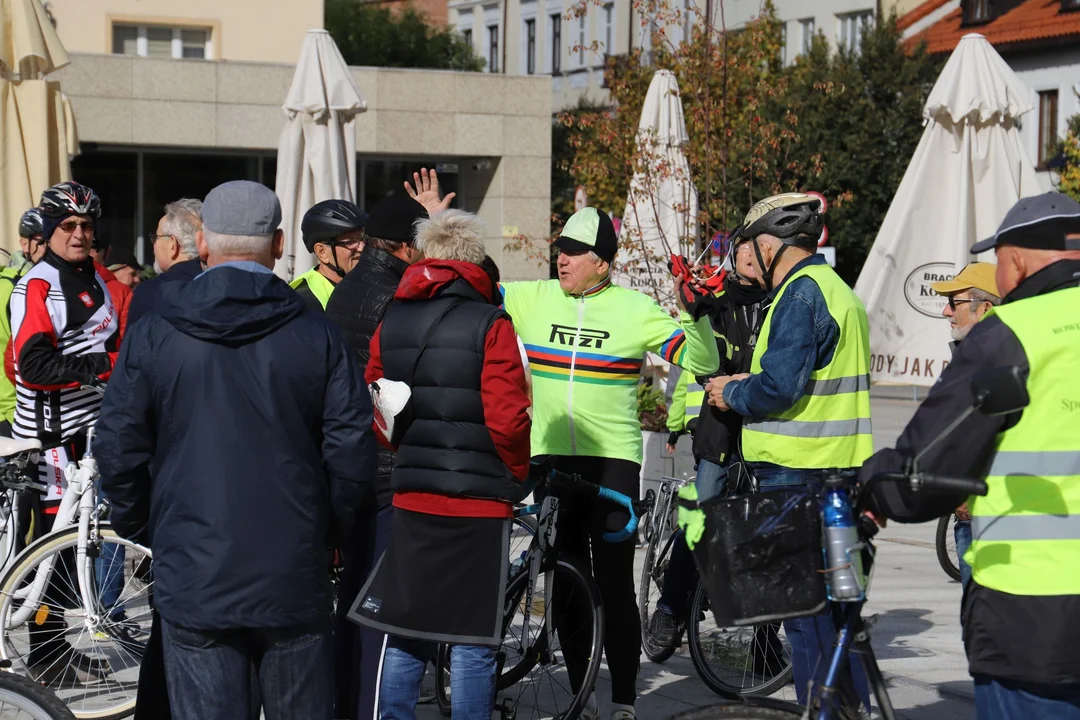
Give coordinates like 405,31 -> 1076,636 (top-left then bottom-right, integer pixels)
971,192 -> 1080,254
202,181 -> 282,236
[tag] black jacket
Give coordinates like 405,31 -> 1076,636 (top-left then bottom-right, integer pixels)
127,259 -> 203,327
380,277 -> 523,502
684,279 -> 767,464
95,264 -> 375,630
862,258 -> 1080,687
325,246 -> 409,505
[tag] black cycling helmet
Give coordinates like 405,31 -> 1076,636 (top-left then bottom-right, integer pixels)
731,193 -> 824,290
39,181 -> 101,220
301,200 -> 368,254
18,208 -> 43,239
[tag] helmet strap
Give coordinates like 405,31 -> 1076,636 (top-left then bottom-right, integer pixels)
748,238 -> 779,292
326,246 -> 346,281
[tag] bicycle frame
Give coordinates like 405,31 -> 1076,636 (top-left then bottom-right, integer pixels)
6,425 -> 106,632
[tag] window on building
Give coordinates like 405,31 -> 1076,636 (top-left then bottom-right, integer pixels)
463,28 -> 473,47
551,14 -> 562,73
525,19 -> 536,74
965,0 -> 991,23
800,18 -> 815,56
488,25 -> 499,72
578,15 -> 586,66
837,12 -> 872,53
1038,90 -> 1059,166
112,24 -> 210,59
604,3 -> 614,57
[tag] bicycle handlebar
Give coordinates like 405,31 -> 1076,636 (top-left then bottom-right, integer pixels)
542,468 -> 647,543
856,471 -> 988,515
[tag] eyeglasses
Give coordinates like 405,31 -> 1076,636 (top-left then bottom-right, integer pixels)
149,233 -> 175,243
57,219 -> 94,234
948,297 -> 979,311
333,237 -> 364,251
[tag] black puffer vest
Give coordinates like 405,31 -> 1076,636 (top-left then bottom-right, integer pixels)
379,280 -> 520,501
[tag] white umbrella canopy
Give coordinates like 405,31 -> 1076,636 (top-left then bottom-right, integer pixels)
854,33 -> 1041,387
274,29 -> 367,281
0,0 -> 76,257
614,69 -> 699,312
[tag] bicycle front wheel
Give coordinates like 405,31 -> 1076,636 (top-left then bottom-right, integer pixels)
638,529 -> 677,663
0,670 -> 76,719
935,515 -> 961,582
0,525 -> 152,720
688,583 -> 793,699
496,555 -> 603,720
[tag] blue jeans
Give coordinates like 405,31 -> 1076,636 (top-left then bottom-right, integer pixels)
160,619 -> 332,720
695,458 -> 728,502
96,543 -> 126,621
750,463 -> 871,713
379,638 -> 494,720
975,676 -> 1080,720
955,519 -> 973,587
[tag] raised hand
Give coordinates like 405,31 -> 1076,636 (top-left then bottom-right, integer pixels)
404,168 -> 457,216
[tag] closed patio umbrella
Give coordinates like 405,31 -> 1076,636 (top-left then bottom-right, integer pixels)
0,0 -> 77,255
274,29 -> 367,281
854,33 -> 1041,387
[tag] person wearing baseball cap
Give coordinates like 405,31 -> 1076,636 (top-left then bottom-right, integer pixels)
95,180 -> 375,719
930,262 -> 1001,349
497,205 -> 719,720
863,192 -> 1080,720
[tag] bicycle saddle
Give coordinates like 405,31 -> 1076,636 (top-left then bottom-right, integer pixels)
0,436 -> 41,459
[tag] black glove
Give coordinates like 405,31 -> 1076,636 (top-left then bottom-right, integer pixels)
667,431 -> 682,447
678,282 -> 716,321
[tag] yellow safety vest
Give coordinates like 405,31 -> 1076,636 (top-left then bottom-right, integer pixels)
289,268 -> 336,309
740,262 -> 873,469
966,287 -> 1080,596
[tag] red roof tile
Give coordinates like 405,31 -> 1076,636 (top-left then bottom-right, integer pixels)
897,0 -> 953,31
905,0 -> 1080,54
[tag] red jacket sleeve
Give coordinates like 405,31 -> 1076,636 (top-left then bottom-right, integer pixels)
481,316 -> 532,481
363,324 -> 393,450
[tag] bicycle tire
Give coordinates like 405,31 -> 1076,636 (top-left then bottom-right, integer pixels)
935,515 -> 961,582
0,670 -> 76,719
688,583 -> 794,698
495,555 -> 604,720
638,530 -> 676,663
0,524 -> 152,720
667,704 -> 802,719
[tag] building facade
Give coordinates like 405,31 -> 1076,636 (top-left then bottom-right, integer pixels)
41,1 -> 550,280
451,0 -> 894,111
901,0 -> 1080,192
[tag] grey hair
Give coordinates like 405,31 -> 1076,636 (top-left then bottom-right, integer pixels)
414,210 -> 486,265
966,288 -> 1001,306
161,198 -> 203,259
203,228 -> 273,256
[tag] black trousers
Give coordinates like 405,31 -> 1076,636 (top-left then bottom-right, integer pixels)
549,456 -> 640,706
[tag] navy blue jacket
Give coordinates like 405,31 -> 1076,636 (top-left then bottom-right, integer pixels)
95,263 -> 375,629
127,258 -> 203,327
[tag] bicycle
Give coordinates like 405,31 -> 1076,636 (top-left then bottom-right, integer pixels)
0,390 -> 153,720
435,461 -> 651,720
934,514 -> 962,582
0,661 -> 76,719
639,475 -> 794,699
667,469 -> 990,720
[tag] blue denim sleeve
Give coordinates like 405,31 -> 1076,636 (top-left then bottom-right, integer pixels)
723,277 -> 839,419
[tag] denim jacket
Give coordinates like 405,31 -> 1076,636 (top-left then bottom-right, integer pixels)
722,255 -> 839,420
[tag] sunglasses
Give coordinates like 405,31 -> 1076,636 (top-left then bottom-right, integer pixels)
57,219 -> 95,234
947,297 -> 979,311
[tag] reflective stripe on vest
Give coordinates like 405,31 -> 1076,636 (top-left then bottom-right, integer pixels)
740,263 -> 873,469
967,287 -> 1080,596
289,268 -> 336,309
685,383 -> 704,421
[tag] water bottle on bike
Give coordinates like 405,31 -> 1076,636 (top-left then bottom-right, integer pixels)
822,475 -> 864,601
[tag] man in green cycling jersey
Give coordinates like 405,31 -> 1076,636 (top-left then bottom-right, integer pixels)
500,207 -> 720,720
